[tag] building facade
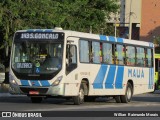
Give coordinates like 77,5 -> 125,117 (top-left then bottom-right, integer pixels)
108,0 -> 141,40
108,0 -> 160,42
119,0 -> 141,40
140,0 -> 160,42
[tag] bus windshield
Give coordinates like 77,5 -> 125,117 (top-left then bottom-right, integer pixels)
11,41 -> 63,79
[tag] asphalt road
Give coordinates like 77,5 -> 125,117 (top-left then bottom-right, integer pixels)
0,91 -> 160,119
0,91 -> 160,111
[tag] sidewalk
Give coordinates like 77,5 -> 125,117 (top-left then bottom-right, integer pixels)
0,83 -> 9,93
0,92 -> 26,97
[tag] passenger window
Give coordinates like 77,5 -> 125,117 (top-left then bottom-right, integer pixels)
102,43 -> 113,64
136,47 -> 145,67
146,49 -> 152,67
126,46 -> 135,66
79,40 -> 89,63
115,44 -> 125,65
92,41 -> 101,63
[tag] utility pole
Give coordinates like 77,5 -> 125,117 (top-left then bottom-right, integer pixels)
114,14 -> 117,37
90,26 -> 92,34
129,0 -> 132,39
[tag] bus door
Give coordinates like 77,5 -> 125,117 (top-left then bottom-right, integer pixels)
66,37 -> 78,74
155,58 -> 160,89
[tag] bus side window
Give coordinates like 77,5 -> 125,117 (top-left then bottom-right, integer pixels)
115,44 -> 124,65
79,40 -> 89,63
92,41 -> 101,64
126,46 -> 135,66
136,47 -> 145,67
146,48 -> 152,67
102,43 -> 113,64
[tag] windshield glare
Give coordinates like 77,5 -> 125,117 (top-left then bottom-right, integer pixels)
12,42 -> 63,74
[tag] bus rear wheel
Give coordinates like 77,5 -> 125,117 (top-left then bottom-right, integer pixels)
73,84 -> 84,105
115,96 -> 121,103
31,97 -> 42,103
120,82 -> 133,103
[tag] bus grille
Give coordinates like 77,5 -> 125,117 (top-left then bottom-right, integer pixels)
20,87 -> 48,94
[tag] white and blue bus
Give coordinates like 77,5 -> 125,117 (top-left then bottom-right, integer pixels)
9,28 -> 154,104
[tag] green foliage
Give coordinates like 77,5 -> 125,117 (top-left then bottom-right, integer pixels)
0,0 -> 119,51
153,36 -> 160,50
153,36 -> 160,44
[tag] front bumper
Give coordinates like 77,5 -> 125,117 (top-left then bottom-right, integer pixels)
9,83 -> 64,96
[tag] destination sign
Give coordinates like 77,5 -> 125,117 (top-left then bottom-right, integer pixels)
21,33 -> 59,39
17,63 -> 32,69
14,32 -> 64,41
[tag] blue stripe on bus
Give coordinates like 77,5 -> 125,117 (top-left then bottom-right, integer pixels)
149,68 -> 151,89
99,35 -> 107,41
151,68 -> 152,89
44,29 -> 53,32
117,38 -> 124,43
30,80 -> 40,86
105,65 -> 116,89
93,64 -> 108,89
26,29 -> 35,32
148,68 -> 150,89
151,68 -> 154,89
20,80 -> 30,86
40,80 -> 50,87
115,66 -> 124,89
150,68 -> 152,89
108,36 -> 115,42
35,29 -> 44,32
152,68 -> 154,85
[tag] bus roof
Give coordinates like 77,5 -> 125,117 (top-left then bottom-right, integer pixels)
16,29 -> 154,48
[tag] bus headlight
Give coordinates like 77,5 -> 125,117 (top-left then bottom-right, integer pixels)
9,74 -> 18,85
10,79 -> 17,85
52,76 -> 63,86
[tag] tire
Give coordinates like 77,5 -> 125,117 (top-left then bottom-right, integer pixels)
73,84 -> 85,105
84,96 -> 96,102
31,97 -> 42,103
154,83 -> 157,91
120,82 -> 133,103
115,96 -> 121,103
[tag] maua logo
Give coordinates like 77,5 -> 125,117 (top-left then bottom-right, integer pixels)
128,69 -> 144,78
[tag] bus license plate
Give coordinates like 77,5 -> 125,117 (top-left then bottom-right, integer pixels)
29,91 -> 39,95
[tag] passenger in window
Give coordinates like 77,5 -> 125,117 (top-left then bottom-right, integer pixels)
115,51 -> 118,64
122,47 -> 126,65
143,50 -> 146,67
99,45 -> 102,62
90,52 -> 93,63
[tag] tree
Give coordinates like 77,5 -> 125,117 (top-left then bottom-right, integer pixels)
153,36 -> 160,54
0,0 -> 58,57
0,0 -> 119,58
55,0 -> 119,33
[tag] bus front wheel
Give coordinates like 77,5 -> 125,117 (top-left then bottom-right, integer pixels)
120,82 -> 133,103
73,84 -> 84,105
